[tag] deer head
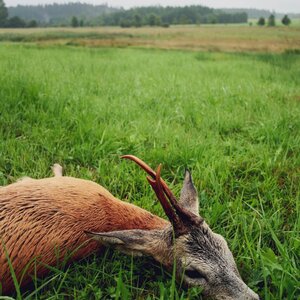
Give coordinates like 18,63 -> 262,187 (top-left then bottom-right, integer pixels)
87,156 -> 259,300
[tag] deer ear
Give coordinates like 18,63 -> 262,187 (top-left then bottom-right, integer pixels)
85,229 -> 166,258
179,170 -> 199,216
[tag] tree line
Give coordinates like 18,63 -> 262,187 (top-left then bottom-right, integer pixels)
0,1 -> 293,28
0,0 -> 38,27
2,2 -> 248,28
96,6 -> 248,27
7,2 -> 118,26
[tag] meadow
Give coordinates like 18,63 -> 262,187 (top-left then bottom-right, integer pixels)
0,25 -> 299,299
0,24 -> 300,52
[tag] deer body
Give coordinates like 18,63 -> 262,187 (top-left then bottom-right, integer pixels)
0,158 -> 259,300
0,173 -> 167,294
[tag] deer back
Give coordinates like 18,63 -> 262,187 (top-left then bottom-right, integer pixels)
0,176 -> 167,293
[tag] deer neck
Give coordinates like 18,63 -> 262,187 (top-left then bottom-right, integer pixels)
80,192 -> 170,233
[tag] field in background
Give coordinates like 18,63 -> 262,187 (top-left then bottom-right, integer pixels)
0,25 -> 299,299
0,25 -> 300,52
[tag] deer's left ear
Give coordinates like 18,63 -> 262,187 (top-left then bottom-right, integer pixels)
179,170 -> 199,216
85,229 -> 167,258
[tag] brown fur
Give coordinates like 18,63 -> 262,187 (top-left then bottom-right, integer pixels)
0,176 -> 168,294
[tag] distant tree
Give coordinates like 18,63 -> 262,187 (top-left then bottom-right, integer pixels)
208,14 -> 217,24
0,0 -> 8,27
257,17 -> 265,26
148,14 -> 157,26
7,16 -> 26,28
268,14 -> 275,26
27,19 -> 37,28
155,15 -> 161,26
281,14 -> 291,26
79,19 -> 84,27
120,19 -> 131,28
71,16 -> 79,27
133,14 -> 142,27
179,15 -> 190,24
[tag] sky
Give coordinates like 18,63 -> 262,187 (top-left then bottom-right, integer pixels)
4,0 -> 300,13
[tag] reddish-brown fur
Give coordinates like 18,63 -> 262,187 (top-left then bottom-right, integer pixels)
0,176 -> 168,294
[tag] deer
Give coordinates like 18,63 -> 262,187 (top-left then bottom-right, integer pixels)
0,155 -> 259,300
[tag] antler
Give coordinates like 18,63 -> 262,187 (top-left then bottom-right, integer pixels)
121,155 -> 203,233
146,164 -> 185,233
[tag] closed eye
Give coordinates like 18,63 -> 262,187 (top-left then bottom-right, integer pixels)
185,268 -> 207,281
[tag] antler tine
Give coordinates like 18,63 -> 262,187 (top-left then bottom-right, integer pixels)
121,155 -> 156,179
121,155 -> 203,227
146,165 -> 181,228
121,155 -> 179,207
122,155 -> 182,227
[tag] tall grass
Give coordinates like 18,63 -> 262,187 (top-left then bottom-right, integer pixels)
0,44 -> 299,299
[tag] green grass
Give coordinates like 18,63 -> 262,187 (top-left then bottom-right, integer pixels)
0,43 -> 299,299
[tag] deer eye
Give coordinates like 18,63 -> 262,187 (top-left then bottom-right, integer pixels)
185,268 -> 207,281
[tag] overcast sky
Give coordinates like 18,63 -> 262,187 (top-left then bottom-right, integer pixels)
4,0 -> 300,13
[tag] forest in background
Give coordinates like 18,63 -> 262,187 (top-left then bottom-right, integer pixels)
6,3 -> 248,26
0,1 -> 298,28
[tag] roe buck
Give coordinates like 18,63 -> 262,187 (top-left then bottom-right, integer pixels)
0,156 -> 259,300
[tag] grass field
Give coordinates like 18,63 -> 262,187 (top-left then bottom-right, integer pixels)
0,24 -> 300,52
0,25 -> 299,299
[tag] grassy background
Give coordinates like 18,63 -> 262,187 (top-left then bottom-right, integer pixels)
0,25 -> 300,52
0,39 -> 299,299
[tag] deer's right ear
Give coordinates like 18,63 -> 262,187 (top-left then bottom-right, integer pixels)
85,229 -> 167,258
179,170 -> 199,216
